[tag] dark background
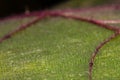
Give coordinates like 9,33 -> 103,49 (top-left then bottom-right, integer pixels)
0,0 -> 67,18
0,0 -> 119,18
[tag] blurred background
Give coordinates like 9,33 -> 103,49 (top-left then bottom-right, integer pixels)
0,0 -> 119,18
